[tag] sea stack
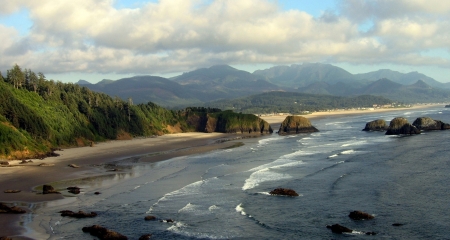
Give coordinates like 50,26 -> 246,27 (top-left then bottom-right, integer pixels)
362,119 -> 388,131
385,117 -> 420,135
412,117 -> 450,130
278,116 -> 318,135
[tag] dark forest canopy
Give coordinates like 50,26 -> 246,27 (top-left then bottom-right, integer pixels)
0,65 -> 270,159
204,91 -> 394,114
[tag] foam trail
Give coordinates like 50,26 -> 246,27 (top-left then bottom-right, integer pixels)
235,203 -> 246,216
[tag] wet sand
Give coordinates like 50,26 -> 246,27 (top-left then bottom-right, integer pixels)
0,132 -> 257,238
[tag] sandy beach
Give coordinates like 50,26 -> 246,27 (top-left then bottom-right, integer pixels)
260,104 -> 443,124
0,103 -> 444,238
0,132 -> 257,238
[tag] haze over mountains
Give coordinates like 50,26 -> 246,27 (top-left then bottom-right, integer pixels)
77,63 -> 450,107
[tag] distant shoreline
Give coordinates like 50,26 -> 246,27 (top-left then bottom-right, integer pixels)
0,103 -> 444,238
260,103 -> 444,125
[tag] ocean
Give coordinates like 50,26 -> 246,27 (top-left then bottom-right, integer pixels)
26,107 -> 450,239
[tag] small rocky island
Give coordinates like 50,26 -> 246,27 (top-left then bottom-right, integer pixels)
362,119 -> 388,131
412,117 -> 450,130
385,117 -> 421,135
278,116 -> 318,135
363,116 -> 450,135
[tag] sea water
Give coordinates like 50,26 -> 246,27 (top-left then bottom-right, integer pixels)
26,107 -> 450,239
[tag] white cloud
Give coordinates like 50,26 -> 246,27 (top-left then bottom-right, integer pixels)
0,0 -> 450,79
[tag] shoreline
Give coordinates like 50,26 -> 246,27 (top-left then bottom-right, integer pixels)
0,103 -> 444,238
260,103 -> 444,124
0,132 -> 262,238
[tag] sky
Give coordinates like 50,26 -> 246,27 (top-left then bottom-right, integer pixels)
1,0 -> 450,83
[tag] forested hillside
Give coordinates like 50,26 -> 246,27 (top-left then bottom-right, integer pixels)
204,91 -> 393,114
0,65 -> 271,160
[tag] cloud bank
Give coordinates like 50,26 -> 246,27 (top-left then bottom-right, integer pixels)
0,0 -> 449,78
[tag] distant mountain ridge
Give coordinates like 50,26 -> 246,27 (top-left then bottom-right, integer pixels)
77,63 -> 450,106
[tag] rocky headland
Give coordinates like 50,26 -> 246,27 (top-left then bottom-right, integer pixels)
278,116 -> 318,135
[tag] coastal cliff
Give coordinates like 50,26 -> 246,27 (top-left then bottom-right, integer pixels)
278,116 -> 318,135
0,66 -> 272,160
184,108 -> 272,134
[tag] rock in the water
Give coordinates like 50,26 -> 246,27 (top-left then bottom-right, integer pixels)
94,192 -> 101,195
412,117 -> 450,130
3,190 -> 21,193
43,185 -> 60,194
362,119 -> 388,131
0,203 -> 26,214
385,117 -> 420,135
82,225 -> 128,240
392,223 -> 404,227
144,215 -> 157,221
68,164 -> 80,168
60,210 -> 97,218
366,231 -> 377,235
0,161 -> 9,166
348,210 -> 374,220
278,116 -> 319,135
269,188 -> 299,196
326,224 -> 353,234
139,234 -> 152,240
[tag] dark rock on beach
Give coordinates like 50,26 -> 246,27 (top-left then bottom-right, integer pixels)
278,116 -> 319,135
3,190 -> 21,193
269,188 -> 299,196
348,210 -> 374,220
67,186 -> 81,194
362,119 -> 388,131
326,224 -> 353,234
0,203 -> 26,214
412,117 -> 450,130
385,117 -> 420,135
60,210 -> 97,218
82,225 -> 128,240
43,185 -> 60,194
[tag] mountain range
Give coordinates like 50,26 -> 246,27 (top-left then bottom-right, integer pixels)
77,63 -> 450,107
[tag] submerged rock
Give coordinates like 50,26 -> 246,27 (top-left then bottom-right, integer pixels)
269,188 -> 299,196
144,215 -> 157,221
385,117 -> 420,135
139,234 -> 152,240
326,224 -> 353,234
82,225 -> 128,240
278,116 -> 319,135
348,210 -> 374,220
362,119 -> 388,131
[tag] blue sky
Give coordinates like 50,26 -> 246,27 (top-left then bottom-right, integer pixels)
1,0 -> 450,83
